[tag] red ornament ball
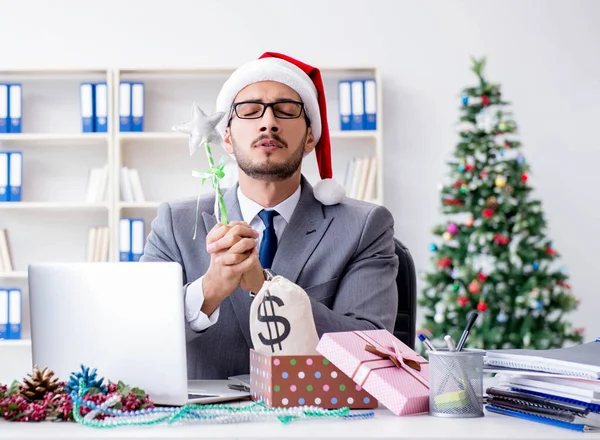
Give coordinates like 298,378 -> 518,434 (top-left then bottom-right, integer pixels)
437,257 -> 453,268
482,208 -> 495,219
494,234 -> 510,245
468,280 -> 481,294
457,296 -> 469,307
545,246 -> 557,256
477,302 -> 488,312
477,273 -> 488,282
521,173 -> 528,182
481,95 -> 490,106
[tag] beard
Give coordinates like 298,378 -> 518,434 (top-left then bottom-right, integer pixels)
232,132 -> 307,182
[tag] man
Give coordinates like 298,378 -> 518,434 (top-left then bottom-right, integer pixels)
141,52 -> 399,379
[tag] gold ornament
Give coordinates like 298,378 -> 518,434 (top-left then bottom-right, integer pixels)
498,121 -> 509,131
495,175 -> 507,188
485,196 -> 499,210
465,217 -> 474,227
20,365 -> 63,402
442,231 -> 452,241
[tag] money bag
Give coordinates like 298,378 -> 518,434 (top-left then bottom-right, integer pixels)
249,276 -> 320,355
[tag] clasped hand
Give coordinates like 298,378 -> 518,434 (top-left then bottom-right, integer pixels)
205,221 -> 266,296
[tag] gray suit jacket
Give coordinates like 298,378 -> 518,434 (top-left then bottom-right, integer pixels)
140,177 -> 399,379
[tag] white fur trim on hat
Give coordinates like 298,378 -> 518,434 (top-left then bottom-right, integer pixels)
313,178 -> 345,205
215,58 -> 321,142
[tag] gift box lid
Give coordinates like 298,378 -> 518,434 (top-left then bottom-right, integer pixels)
316,329 -> 430,415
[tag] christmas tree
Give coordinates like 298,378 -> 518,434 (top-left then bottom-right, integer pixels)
418,57 -> 584,351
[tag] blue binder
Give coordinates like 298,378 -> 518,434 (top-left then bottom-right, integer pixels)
0,152 -> 8,202
119,82 -> 132,132
94,82 -> 108,133
131,218 -> 145,261
119,218 -> 132,262
338,81 -> 352,131
8,151 -> 22,202
0,84 -> 8,134
486,405 -> 599,432
350,80 -> 364,130
131,82 -> 144,132
80,83 -> 95,132
363,79 -> 377,130
0,289 -> 8,340
8,84 -> 22,133
8,288 -> 21,339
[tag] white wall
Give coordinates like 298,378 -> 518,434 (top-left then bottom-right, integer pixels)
1,0 -> 599,338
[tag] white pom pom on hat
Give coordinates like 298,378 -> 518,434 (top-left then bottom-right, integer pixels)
215,51 -> 345,205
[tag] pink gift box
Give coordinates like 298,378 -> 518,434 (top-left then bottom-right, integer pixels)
316,329 -> 430,416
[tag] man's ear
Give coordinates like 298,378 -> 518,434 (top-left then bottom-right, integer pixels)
223,126 -> 234,155
304,127 -> 316,154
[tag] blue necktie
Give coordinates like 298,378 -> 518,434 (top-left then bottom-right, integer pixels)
258,209 -> 279,269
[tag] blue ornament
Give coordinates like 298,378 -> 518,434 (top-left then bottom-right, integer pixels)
497,311 -> 508,323
535,300 -> 544,311
66,364 -> 107,395
430,244 -> 438,252
560,266 -> 568,273
462,96 -> 469,106
499,151 -> 504,157
532,262 -> 539,271
517,154 -> 525,165
458,164 -> 466,172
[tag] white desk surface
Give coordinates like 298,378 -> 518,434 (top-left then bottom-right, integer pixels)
1,408 -> 599,440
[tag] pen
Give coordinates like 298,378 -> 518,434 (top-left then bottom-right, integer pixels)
418,333 -> 436,352
444,334 -> 456,352
455,311 -> 479,351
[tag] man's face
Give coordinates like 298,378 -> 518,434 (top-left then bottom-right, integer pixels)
224,81 -> 315,182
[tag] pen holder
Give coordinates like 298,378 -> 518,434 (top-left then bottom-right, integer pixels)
427,349 -> 484,418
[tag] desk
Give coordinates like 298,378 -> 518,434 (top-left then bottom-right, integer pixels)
1,408 -> 599,440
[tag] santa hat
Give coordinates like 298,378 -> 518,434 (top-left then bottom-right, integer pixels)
215,51 -> 345,205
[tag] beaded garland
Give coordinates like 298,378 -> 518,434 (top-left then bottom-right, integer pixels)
71,379 -> 374,427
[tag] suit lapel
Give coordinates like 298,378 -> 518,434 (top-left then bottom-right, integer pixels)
271,178 -> 333,284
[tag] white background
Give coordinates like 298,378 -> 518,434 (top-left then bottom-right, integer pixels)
0,0 -> 598,339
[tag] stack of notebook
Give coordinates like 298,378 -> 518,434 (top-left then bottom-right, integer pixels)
484,341 -> 600,432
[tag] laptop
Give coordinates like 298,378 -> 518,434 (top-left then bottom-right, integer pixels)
28,262 -> 250,406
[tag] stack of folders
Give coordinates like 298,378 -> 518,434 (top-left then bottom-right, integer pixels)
86,226 -> 110,263
118,82 -> 144,132
0,83 -> 22,133
80,83 -> 108,133
484,341 -> 600,432
0,288 -> 22,340
338,79 -> 377,130
344,156 -> 377,202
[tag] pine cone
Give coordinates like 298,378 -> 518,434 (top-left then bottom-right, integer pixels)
485,196 -> 499,210
20,365 -> 64,402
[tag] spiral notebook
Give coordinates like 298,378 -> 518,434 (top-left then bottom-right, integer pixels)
484,342 -> 600,380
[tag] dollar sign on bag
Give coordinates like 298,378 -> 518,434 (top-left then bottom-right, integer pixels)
257,293 -> 291,352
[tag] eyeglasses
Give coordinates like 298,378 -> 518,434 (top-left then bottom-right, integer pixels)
231,100 -> 305,120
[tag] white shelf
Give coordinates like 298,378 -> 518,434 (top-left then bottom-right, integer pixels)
0,133 -> 109,143
331,130 -> 380,139
0,202 -> 109,211
119,201 -> 162,209
0,271 -> 27,280
117,131 -> 379,142
118,132 -> 185,141
0,339 -> 31,348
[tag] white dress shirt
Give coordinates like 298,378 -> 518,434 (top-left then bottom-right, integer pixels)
184,185 -> 301,331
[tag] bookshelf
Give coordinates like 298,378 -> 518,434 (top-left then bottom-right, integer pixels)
0,65 -> 382,381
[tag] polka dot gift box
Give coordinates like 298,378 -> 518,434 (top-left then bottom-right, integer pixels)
316,329 -> 430,416
249,350 -> 377,409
